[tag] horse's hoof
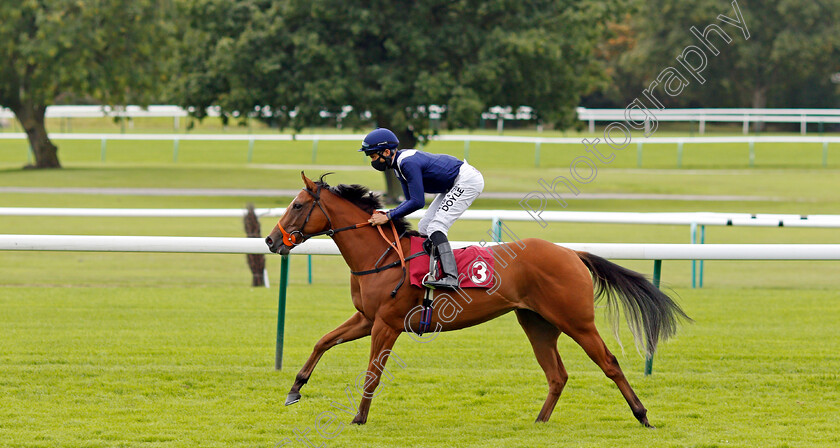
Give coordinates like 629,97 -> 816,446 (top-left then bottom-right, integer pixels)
285,392 -> 301,406
351,416 -> 367,425
643,422 -> 656,429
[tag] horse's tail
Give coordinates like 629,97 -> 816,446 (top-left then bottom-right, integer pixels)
576,251 -> 690,357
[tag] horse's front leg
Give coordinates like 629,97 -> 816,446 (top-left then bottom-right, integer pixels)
286,311 -> 372,405
351,319 -> 401,425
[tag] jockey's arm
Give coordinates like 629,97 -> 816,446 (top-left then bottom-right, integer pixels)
398,178 -> 411,204
385,161 -> 425,220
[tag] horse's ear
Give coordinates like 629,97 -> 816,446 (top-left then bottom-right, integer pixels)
301,171 -> 316,191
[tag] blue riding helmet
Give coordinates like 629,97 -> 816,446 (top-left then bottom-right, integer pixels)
359,128 -> 399,155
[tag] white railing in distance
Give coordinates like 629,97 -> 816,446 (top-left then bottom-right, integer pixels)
3,235 -> 840,260
3,208 -> 840,228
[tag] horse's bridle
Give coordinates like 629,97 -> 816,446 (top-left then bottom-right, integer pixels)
274,184 -> 413,297
275,185 -> 334,247
276,185 -> 372,247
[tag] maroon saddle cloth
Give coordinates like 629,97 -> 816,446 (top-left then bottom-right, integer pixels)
408,236 -> 496,289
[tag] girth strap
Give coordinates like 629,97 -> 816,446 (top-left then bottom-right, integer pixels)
350,251 -> 424,276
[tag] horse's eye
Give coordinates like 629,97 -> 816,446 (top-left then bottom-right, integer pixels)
292,203 -> 303,210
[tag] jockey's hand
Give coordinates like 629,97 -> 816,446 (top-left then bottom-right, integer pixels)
368,212 -> 390,226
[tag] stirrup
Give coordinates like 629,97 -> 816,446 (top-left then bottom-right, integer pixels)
424,274 -> 459,289
421,272 -> 436,289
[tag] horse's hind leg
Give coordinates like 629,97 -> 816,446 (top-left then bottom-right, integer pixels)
567,324 -> 652,427
286,311 -> 372,405
515,309 -> 567,423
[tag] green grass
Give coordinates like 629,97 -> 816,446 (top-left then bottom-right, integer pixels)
1,284 -> 838,448
2,164 -> 838,216
2,128 -> 840,170
1,126 -> 839,446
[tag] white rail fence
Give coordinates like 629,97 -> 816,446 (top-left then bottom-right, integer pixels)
577,107 -> 840,135
1,133 -> 838,167
3,234 -> 839,373
0,105 -> 201,132
2,234 -> 840,260
0,105 -> 193,119
4,208 -> 840,288
3,207 -> 840,227
3,105 -> 838,135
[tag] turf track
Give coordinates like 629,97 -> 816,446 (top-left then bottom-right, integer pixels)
1,126 -> 838,447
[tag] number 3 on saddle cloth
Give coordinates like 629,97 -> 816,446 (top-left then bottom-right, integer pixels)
408,236 -> 496,289
407,236 -> 496,335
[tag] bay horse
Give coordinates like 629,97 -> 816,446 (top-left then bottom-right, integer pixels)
265,173 -> 688,427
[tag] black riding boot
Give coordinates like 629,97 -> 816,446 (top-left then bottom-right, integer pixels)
424,231 -> 460,289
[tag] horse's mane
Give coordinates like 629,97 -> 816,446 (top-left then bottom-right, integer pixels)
315,174 -> 422,237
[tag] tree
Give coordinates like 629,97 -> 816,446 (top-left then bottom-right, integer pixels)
599,0 -> 840,111
173,0 -> 631,199
0,0 -> 176,168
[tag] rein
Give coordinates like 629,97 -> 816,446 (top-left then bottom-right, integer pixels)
275,186 -> 414,297
363,214 -> 410,297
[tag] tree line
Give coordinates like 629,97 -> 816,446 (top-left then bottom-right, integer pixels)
2,0 -> 839,177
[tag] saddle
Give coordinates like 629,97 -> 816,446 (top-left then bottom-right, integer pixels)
408,236 -> 496,289
406,236 -> 496,335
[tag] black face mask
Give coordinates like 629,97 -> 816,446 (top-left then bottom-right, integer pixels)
370,153 -> 391,171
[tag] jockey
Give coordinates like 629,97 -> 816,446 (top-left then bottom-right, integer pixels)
360,128 -> 485,289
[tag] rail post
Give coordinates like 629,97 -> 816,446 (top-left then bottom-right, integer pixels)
699,225 -> 706,287
748,139 -> 755,167
307,255 -> 312,284
491,217 -> 502,242
637,142 -> 643,168
275,254 -> 290,370
691,223 -> 698,288
247,137 -> 255,163
677,141 -> 684,168
645,259 -> 662,375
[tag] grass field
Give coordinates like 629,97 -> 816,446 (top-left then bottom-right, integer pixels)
1,126 -> 839,447
2,132 -> 840,170
1,286 -> 838,448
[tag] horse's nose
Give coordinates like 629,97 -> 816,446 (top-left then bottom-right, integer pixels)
265,236 -> 276,252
